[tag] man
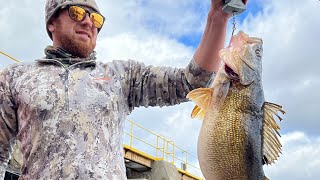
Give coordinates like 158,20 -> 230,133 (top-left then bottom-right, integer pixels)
0,0 -> 246,179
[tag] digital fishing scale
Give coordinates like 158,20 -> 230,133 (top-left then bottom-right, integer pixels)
222,0 -> 247,36
222,0 -> 246,15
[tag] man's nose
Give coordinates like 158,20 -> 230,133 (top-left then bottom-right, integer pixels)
81,13 -> 93,28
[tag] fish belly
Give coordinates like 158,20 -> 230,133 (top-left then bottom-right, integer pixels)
198,96 -> 264,180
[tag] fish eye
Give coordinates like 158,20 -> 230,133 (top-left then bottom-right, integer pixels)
255,49 -> 262,58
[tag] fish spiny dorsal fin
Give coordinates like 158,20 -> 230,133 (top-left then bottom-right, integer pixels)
186,88 -> 213,120
262,102 -> 286,165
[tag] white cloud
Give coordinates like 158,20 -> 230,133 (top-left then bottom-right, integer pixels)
96,32 -> 194,67
98,0 -> 208,38
265,132 -> 320,179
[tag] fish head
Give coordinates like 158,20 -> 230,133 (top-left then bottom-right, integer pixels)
219,31 -> 263,85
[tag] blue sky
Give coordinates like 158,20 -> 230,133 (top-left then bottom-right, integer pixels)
178,0 -> 265,47
1,0 -> 320,179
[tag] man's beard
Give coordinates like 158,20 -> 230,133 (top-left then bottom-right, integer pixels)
55,20 -> 96,58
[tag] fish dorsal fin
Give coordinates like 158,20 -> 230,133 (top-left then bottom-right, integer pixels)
262,102 -> 286,165
186,88 -> 213,120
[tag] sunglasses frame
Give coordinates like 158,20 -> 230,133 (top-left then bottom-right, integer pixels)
64,5 -> 105,29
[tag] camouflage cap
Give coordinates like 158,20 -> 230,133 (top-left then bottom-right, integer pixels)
45,0 -> 101,40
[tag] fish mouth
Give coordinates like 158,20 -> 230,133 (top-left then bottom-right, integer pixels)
224,64 -> 239,81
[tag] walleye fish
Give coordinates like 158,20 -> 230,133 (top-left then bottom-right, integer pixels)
187,31 -> 285,180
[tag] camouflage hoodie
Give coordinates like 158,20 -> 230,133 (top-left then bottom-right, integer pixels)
0,46 -> 214,180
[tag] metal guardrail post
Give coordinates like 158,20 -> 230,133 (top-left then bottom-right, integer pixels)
130,121 -> 134,147
156,135 -> 165,159
172,141 -> 175,165
166,140 -> 175,165
181,150 -> 189,171
186,152 -> 189,171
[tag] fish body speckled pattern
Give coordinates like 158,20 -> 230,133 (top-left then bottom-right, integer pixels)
187,31 -> 285,180
0,47 -> 214,179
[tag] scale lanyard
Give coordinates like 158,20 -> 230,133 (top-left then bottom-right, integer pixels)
231,11 -> 237,37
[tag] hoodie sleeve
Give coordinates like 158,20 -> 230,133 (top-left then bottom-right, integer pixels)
114,58 -> 215,112
0,68 -> 18,179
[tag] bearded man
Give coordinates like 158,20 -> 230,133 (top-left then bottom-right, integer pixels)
0,0 -> 247,179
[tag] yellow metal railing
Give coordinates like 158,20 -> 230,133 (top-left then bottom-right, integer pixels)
124,119 -> 166,161
0,50 -> 20,62
124,119 -> 204,179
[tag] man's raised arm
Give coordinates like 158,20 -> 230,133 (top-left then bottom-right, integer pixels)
194,0 -> 247,72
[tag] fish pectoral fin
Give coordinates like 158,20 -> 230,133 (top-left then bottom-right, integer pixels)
186,88 -> 212,110
191,105 -> 206,120
186,88 -> 213,120
262,102 -> 286,165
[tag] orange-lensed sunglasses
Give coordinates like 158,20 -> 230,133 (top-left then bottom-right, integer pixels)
65,5 -> 105,29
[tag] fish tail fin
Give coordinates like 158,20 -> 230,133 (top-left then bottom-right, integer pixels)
262,102 -> 286,165
186,88 -> 213,120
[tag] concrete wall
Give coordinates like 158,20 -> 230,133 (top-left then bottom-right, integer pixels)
127,160 -> 183,180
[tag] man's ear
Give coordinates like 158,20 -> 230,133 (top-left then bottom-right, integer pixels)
48,20 -> 56,33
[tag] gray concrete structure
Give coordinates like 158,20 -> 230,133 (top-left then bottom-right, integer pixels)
127,160 -> 182,180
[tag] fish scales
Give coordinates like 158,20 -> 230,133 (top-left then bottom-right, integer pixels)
187,31 -> 285,180
199,86 -> 263,179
